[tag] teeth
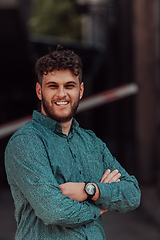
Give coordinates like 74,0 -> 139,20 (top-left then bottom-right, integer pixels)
55,101 -> 68,106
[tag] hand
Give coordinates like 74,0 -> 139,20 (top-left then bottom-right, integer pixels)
59,182 -> 87,202
99,169 -> 121,214
100,208 -> 108,215
92,169 -> 121,202
100,169 -> 121,183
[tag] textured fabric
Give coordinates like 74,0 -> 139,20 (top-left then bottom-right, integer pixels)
5,110 -> 141,240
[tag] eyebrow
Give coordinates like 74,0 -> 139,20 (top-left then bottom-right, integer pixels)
65,81 -> 77,85
46,81 -> 58,86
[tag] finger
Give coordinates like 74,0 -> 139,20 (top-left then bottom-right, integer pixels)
100,208 -> 108,215
100,169 -> 111,183
115,179 -> 120,182
108,173 -> 121,183
102,169 -> 119,183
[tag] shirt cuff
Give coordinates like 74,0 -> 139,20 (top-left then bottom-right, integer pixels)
94,182 -> 112,206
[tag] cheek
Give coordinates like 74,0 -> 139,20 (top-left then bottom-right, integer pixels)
71,93 -> 80,103
72,89 -> 82,100
43,89 -> 55,101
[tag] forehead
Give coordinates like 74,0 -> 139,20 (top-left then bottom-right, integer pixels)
42,69 -> 79,85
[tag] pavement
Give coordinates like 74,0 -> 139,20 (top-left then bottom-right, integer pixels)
1,185 -> 160,240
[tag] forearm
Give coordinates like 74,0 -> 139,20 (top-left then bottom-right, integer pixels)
10,170 -> 101,227
33,190 -> 101,227
97,146 -> 141,212
95,176 -> 141,212
59,182 -> 100,202
14,171 -> 101,227
59,176 -> 140,213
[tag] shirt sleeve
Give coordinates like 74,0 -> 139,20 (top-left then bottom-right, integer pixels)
5,134 -> 100,228
94,142 -> 141,212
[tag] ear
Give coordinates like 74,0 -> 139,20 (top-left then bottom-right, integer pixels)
36,82 -> 42,100
79,82 -> 84,100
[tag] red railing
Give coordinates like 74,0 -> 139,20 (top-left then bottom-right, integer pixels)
0,83 -> 138,140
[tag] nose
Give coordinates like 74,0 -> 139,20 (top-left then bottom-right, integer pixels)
56,86 -> 67,98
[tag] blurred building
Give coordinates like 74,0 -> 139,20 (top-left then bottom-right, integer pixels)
0,0 -> 159,196
0,0 -> 36,185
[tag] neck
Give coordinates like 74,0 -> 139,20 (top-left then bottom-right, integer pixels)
60,119 -> 73,136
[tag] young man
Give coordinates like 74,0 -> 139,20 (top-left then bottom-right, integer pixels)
5,46 -> 141,240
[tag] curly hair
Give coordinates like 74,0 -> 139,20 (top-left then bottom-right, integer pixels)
35,45 -> 82,85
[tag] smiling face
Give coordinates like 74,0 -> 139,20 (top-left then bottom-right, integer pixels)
36,69 -> 84,124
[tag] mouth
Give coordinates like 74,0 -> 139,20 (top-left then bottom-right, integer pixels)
54,101 -> 69,107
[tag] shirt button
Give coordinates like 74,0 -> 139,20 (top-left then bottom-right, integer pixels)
94,215 -> 96,219
79,171 -> 82,174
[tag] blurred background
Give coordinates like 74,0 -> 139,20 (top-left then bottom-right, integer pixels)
0,0 -> 160,239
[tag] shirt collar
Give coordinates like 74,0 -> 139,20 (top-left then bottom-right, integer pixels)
32,110 -> 79,137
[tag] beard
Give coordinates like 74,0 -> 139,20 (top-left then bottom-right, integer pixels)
41,94 -> 80,123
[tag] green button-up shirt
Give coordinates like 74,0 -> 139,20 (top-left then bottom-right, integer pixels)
5,110 -> 141,240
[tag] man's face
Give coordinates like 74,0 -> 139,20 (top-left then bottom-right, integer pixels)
36,69 -> 84,123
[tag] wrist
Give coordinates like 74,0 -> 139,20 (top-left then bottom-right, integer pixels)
91,184 -> 100,201
82,182 -> 88,201
84,182 -> 100,201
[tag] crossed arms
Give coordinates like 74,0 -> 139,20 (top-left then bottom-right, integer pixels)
59,169 -> 121,214
5,134 -> 141,228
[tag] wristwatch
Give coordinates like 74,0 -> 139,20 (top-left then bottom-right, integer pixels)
84,182 -> 96,201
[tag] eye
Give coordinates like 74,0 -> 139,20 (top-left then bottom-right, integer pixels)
49,84 -> 58,88
65,84 -> 75,89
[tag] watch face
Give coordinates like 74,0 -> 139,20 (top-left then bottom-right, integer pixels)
86,183 -> 95,195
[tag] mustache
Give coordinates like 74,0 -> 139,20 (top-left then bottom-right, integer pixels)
52,98 -> 70,102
